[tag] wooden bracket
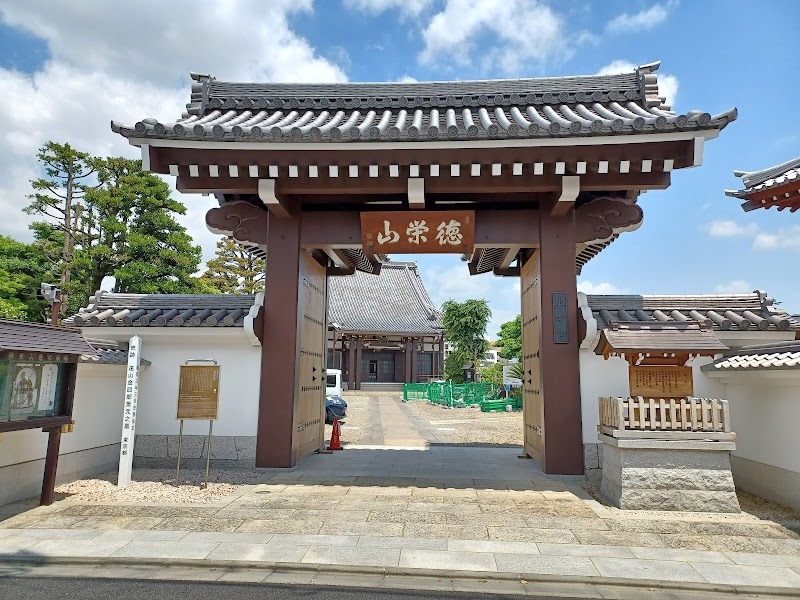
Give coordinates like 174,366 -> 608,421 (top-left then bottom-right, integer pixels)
258,179 -> 293,218
551,175 -> 580,216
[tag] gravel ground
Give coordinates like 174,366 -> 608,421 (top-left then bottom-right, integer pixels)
324,395 -> 371,445
54,468 -> 261,504
404,400 -> 523,445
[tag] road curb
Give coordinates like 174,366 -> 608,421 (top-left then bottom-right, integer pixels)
1,555 -> 799,598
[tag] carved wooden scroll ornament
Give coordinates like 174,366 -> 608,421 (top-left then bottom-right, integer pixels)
205,201 -> 268,250
574,196 -> 643,244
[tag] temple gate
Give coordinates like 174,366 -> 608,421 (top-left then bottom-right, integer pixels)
111,61 -> 734,473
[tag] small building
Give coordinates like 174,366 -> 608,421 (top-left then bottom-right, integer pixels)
726,155 -> 800,212
328,262 -> 444,390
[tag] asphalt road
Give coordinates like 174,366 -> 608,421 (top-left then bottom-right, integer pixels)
0,576 -> 585,600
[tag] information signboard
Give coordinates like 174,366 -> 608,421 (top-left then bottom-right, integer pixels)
118,335 -> 141,488
361,210 -> 475,254
502,365 -> 523,387
629,365 -> 694,398
177,365 -> 220,420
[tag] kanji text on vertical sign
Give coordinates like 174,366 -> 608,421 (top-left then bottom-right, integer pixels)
177,366 -> 220,419
552,292 -> 568,344
118,335 -> 141,488
361,211 -> 475,254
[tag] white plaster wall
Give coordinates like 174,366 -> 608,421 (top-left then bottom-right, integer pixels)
722,378 -> 800,474
579,350 -> 630,443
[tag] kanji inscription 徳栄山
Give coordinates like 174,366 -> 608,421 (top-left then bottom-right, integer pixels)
361,210 -> 474,254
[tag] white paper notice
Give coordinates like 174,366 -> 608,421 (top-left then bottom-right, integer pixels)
37,364 -> 59,411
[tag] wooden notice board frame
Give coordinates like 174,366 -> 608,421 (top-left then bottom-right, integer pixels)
629,365 -> 694,399
176,365 -> 220,420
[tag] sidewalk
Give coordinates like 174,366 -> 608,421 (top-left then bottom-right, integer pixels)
1,397 -> 799,596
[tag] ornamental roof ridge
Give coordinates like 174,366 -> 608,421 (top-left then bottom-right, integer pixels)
726,155 -> 800,198
111,61 -> 737,144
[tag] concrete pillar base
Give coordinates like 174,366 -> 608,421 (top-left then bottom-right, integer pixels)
598,434 -> 741,513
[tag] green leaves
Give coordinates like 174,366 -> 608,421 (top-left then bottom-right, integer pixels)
200,237 -> 266,295
441,299 -> 492,382
495,314 -> 522,360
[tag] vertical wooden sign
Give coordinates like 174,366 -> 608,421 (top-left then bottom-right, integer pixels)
118,335 -> 141,488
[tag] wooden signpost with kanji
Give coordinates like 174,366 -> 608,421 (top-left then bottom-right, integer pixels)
361,210 -> 475,254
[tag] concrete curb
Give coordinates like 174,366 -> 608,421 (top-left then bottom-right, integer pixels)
1,555 -> 799,598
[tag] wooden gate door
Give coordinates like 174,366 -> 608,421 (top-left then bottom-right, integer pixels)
296,252 -> 327,460
521,253 -> 545,464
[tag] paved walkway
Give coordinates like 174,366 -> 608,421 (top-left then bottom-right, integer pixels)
2,396 -> 800,596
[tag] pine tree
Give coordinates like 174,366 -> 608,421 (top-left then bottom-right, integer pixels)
200,237 -> 266,294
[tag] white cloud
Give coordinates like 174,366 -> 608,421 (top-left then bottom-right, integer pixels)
596,60 -> 679,108
0,1 -> 347,262
397,75 -> 419,83
714,280 -> 753,294
704,220 -> 759,237
577,281 -> 629,295
606,1 -> 677,33
753,226 -> 800,251
418,0 -> 579,74
344,0 -> 433,17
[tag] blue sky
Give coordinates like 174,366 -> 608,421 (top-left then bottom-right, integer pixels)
0,0 -> 798,337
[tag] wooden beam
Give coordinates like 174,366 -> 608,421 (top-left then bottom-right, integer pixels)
551,176 -> 580,216
258,179 -> 293,218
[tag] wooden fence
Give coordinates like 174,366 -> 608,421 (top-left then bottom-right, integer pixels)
599,396 -> 731,434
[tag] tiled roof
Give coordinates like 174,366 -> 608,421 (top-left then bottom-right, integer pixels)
111,62 -> 736,144
726,156 -> 800,198
80,348 -> 152,366
701,341 -> 800,372
595,323 -> 728,356
63,292 -> 256,328
0,318 -> 96,356
328,262 -> 442,335
585,292 -> 799,332
66,262 -> 442,336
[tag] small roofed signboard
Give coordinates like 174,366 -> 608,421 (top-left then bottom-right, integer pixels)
177,365 -> 220,419
629,365 -> 694,399
361,210 -> 475,254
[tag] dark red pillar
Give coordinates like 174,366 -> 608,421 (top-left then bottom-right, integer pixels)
411,338 -> 419,383
354,337 -> 363,390
538,210 -> 584,475
257,215 -> 302,468
40,427 -> 62,506
404,338 -> 412,383
347,337 -> 356,390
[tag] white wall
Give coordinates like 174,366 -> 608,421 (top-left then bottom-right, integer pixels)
0,327 -> 262,506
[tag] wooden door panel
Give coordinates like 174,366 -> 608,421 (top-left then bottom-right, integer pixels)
521,254 -> 544,464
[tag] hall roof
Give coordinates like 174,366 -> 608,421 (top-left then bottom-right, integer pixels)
111,62 -> 736,144
328,262 -> 443,335
65,262 -> 443,336
585,291 -> 799,332
701,341 -> 800,372
725,156 -> 800,212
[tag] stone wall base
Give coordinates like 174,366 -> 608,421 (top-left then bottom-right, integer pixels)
598,434 -> 740,513
731,455 -> 800,512
132,434 -> 256,468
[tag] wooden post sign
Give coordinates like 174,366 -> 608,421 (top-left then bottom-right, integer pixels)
361,210 -> 475,254
177,365 -> 220,419
117,335 -> 141,488
629,365 -> 694,399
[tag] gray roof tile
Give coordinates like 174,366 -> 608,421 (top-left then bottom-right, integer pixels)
701,341 -> 800,372
586,292 -> 799,333
0,318 -> 96,356
111,63 -> 736,144
726,156 -> 800,198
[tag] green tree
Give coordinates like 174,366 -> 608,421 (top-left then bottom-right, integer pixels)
200,237 -> 266,294
441,299 -> 491,382
495,314 -> 522,360
479,362 -> 504,387
0,235 -> 51,321
24,142 -> 96,313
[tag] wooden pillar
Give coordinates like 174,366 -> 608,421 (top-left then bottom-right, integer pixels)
439,337 -> 445,378
355,337 -> 363,390
257,215 -> 302,468
411,338 -> 419,383
538,210 -> 584,475
431,338 -> 438,379
347,338 -> 356,390
404,338 -> 412,383
40,427 -> 62,506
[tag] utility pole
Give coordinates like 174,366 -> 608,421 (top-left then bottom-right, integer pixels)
40,283 -> 62,326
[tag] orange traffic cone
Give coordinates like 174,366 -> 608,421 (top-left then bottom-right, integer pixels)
328,417 -> 343,451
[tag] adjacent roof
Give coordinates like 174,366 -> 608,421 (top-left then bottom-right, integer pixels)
66,262 -> 443,336
0,318 -> 96,356
80,348 -> 152,367
585,291 -> 799,333
595,323 -> 728,357
725,156 -> 800,212
63,292 -> 256,328
111,62 -> 736,144
701,341 -> 800,372
328,262 -> 443,335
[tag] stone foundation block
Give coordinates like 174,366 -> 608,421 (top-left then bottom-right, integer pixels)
134,435 -> 167,458
599,435 -> 740,513
583,443 -> 599,470
235,436 -> 257,460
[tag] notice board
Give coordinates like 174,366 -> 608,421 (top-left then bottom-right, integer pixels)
176,365 -> 220,419
629,365 -> 694,398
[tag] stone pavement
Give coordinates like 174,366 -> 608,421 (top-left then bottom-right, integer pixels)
1,396 -> 800,596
